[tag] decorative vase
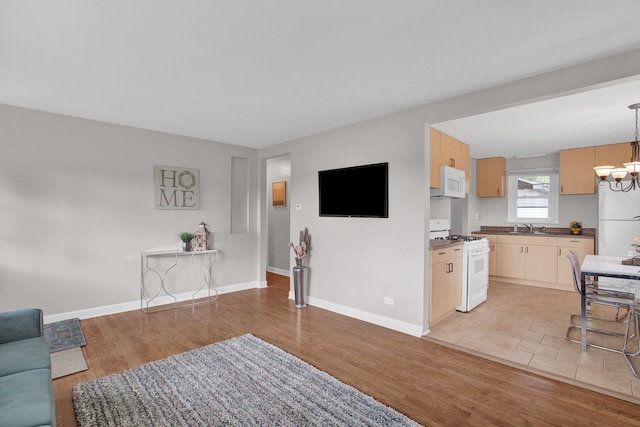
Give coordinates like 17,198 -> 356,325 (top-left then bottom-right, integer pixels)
293,258 -> 306,308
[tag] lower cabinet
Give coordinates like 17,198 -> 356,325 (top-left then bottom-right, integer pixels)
429,245 -> 462,325
557,237 -> 594,288
493,235 -> 593,291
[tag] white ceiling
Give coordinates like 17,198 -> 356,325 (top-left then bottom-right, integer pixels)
2,1 -> 640,157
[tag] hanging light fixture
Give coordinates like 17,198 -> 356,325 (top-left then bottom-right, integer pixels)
593,103 -> 640,192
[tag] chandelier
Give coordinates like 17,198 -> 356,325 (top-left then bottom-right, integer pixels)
593,103 -> 640,192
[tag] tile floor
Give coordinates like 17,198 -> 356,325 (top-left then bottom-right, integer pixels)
426,280 -> 640,402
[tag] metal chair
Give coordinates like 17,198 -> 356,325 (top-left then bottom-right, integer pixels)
564,250 -> 635,354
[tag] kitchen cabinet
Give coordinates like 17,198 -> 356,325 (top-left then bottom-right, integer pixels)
429,245 -> 462,325
484,235 -> 497,276
556,237 -> 594,289
429,127 -> 470,192
595,142 -> 633,168
476,157 -> 506,197
559,147 -> 595,194
495,235 -> 557,283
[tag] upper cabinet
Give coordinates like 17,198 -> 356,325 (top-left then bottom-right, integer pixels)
430,128 -> 470,192
559,147 -> 595,195
595,142 -> 633,167
476,157 -> 506,197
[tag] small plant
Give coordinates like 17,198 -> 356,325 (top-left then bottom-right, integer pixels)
180,232 -> 195,243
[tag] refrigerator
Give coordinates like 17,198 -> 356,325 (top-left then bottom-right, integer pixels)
597,186 -> 640,257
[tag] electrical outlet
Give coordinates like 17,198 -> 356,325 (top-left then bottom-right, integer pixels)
384,297 -> 394,306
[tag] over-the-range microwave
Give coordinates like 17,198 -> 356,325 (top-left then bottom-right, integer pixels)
430,166 -> 465,199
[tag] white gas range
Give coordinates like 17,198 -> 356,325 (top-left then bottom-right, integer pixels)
429,219 -> 490,312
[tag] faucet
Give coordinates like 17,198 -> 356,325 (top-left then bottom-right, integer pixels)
520,223 -> 534,233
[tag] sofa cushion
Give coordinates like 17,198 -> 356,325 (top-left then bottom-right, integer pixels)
0,308 -> 44,344
0,337 -> 51,377
0,369 -> 55,427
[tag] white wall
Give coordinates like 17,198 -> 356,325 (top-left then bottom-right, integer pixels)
0,104 -> 260,318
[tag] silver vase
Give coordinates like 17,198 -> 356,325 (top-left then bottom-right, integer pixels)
293,258 -> 306,308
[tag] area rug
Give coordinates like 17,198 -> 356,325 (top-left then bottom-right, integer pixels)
44,317 -> 86,352
72,334 -> 420,427
51,347 -> 88,379
45,318 -> 88,378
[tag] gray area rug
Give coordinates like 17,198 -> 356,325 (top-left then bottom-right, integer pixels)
51,347 -> 88,379
72,334 -> 420,427
44,317 -> 86,352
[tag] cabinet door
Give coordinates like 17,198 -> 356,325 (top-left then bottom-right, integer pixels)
458,142 -> 470,193
496,243 -> 525,279
557,238 -> 594,287
448,253 -> 463,309
430,260 -> 450,322
430,127 -> 442,189
476,157 -> 506,197
525,245 -> 558,283
487,236 -> 497,276
559,147 -> 595,194
595,142 -> 633,168
440,132 -> 459,168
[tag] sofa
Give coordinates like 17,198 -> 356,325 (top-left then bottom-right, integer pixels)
0,308 -> 55,427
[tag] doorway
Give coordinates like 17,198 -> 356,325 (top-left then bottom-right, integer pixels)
266,155 -> 291,277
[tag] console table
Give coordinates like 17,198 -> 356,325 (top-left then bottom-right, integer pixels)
140,249 -> 219,312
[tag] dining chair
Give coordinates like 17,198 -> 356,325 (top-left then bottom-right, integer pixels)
564,250 -> 636,354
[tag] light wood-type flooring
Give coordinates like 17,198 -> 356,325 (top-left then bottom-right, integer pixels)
427,280 -> 640,402
53,273 -> 640,426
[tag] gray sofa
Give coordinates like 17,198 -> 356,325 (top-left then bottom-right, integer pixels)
0,308 -> 55,427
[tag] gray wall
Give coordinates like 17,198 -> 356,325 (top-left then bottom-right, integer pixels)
0,104 -> 260,318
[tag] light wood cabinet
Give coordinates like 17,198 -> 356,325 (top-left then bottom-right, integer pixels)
495,235 -> 558,284
556,237 -> 594,290
429,245 -> 463,325
486,235 -> 497,276
595,142 -> 634,168
559,147 -> 595,194
429,128 -> 470,192
476,157 -> 506,197
493,235 -> 594,290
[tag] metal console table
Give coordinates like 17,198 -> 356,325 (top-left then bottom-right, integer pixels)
140,249 -> 219,312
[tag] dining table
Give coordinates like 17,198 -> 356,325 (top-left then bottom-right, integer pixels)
580,254 -> 640,351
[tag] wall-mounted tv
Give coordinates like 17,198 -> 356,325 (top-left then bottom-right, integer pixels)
318,162 -> 388,218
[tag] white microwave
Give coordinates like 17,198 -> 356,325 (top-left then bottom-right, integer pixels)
430,166 -> 466,198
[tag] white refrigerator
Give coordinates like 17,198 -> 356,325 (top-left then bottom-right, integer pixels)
597,186 -> 640,257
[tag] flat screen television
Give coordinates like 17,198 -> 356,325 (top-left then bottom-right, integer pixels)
318,162 -> 388,218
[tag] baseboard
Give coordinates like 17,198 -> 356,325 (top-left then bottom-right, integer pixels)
267,266 -> 290,277
43,280 -> 263,324
288,292 -> 423,337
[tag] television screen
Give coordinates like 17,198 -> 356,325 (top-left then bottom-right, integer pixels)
318,162 -> 388,218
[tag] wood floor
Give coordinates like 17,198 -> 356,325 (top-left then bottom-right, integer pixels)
54,273 -> 640,426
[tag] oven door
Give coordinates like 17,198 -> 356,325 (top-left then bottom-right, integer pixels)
466,247 -> 490,310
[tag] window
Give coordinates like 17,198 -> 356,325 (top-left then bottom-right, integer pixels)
507,168 -> 559,223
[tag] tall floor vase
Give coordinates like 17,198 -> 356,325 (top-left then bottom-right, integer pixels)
293,258 -> 306,308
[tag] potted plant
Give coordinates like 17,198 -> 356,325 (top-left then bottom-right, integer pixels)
180,232 -> 195,252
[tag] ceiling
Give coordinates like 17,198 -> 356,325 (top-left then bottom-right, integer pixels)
2,1 -> 640,158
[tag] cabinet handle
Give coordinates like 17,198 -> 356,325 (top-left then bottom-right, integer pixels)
520,246 -> 524,253
526,246 -> 529,254
451,158 -> 456,167
448,262 -> 454,273
438,251 -> 446,255
558,248 -> 562,256
561,185 -> 564,193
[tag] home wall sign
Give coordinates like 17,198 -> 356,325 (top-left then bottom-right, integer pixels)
154,165 -> 200,210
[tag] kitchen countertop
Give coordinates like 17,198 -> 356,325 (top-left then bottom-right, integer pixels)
471,226 -> 595,239
429,240 -> 464,251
